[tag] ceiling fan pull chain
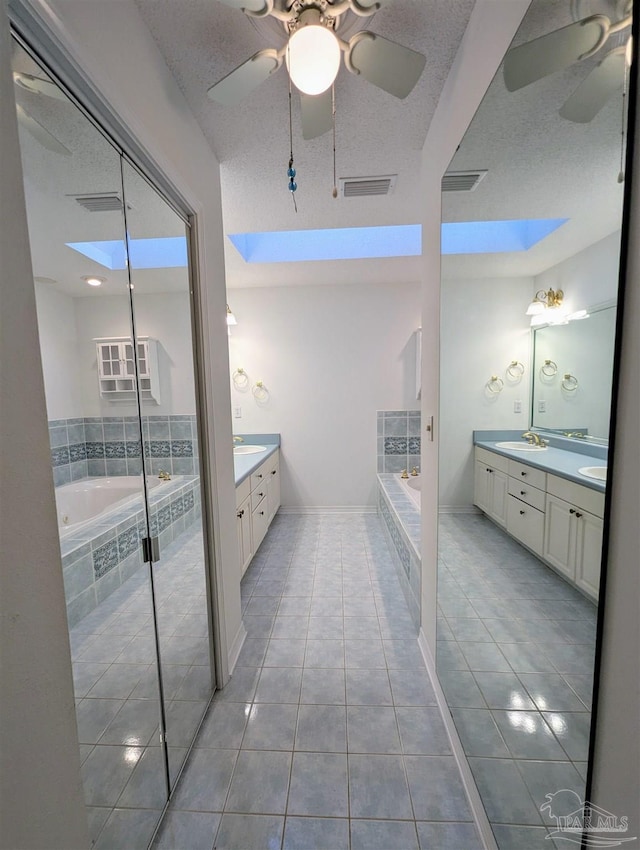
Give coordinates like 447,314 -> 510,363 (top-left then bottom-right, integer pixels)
287,55 -> 298,212
332,84 -> 338,199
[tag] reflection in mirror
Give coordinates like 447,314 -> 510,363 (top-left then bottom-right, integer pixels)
437,1 -> 629,845
532,304 -> 616,440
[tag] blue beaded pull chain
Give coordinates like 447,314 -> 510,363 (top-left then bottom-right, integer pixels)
287,50 -> 298,212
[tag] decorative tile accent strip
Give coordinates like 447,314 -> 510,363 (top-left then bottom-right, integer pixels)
377,410 -> 421,474
61,475 -> 200,628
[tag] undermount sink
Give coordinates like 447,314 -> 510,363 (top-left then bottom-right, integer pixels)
578,466 -> 607,481
233,444 -> 267,455
495,441 -> 548,452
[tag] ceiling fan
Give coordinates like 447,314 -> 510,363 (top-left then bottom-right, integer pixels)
503,0 -> 632,122
13,71 -> 71,155
207,0 -> 426,139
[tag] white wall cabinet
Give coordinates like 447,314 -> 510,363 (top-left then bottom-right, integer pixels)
235,449 -> 281,578
474,448 -> 605,600
474,447 -> 508,527
95,336 -> 160,404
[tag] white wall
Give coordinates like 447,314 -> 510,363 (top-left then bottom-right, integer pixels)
74,292 -> 197,417
439,276 -> 533,509
229,281 -> 421,508
533,230 -> 621,311
0,6 -> 88,846
34,282 -> 84,420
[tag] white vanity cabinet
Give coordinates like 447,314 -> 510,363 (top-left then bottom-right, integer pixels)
474,447 -> 604,600
473,447 -> 508,527
543,474 -> 604,599
236,449 -> 281,577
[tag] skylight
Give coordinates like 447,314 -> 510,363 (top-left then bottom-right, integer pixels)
66,236 -> 187,270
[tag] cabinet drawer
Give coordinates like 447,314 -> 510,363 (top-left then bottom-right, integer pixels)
507,495 -> 544,556
251,464 -> 268,490
475,446 -> 509,473
251,484 -> 267,513
508,477 -> 546,511
546,473 -> 605,518
236,477 -> 251,508
508,459 -> 546,491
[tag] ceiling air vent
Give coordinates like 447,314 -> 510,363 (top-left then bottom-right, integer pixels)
441,170 -> 488,193
69,192 -> 129,212
339,175 -> 397,198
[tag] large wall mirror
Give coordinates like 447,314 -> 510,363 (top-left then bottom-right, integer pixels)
437,1 -> 630,846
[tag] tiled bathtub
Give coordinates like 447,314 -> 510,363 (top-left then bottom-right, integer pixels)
60,474 -> 201,627
377,473 -> 421,628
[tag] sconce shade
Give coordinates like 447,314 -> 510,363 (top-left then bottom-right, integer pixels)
226,304 -> 237,326
286,25 -> 341,95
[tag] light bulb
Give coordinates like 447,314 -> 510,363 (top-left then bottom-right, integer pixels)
286,25 -> 341,96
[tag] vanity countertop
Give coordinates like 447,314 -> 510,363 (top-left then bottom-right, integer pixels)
474,432 -> 606,493
233,434 -> 280,486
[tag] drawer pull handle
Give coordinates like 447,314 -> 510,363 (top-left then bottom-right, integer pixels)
519,510 -> 525,515
486,468 -> 492,473
257,473 -> 263,478
259,511 -> 265,516
521,471 -> 527,477
576,512 -> 583,518
237,510 -> 244,518
520,490 -> 526,496
258,492 -> 264,498
570,508 -> 576,514
271,470 -> 277,475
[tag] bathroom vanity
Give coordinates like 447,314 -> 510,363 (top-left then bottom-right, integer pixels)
234,437 -> 281,576
474,436 -> 606,600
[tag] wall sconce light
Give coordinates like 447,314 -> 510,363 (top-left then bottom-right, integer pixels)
226,304 -> 237,326
526,288 -> 564,317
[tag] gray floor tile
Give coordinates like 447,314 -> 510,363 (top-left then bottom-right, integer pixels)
435,641 -> 469,671
344,638 -> 387,669
216,667 -> 260,702
563,673 -> 594,707
235,637 -> 268,667
458,641 -> 511,672
152,811 -> 220,850
405,755 -> 473,821
73,662 -> 111,697
446,618 -> 494,642
351,819 -> 419,850
196,702 -> 250,749
76,698 -> 125,744
170,748 -> 237,812
306,616 -> 344,639
305,638 -> 345,668
278,597 -> 312,616
117,746 -> 166,809
287,752 -> 349,816
498,642 -> 552,673
492,710 -> 569,760
283,816 -> 349,850
99,698 -> 159,746
473,672 -> 537,710
86,807 -> 111,845
396,707 -> 452,755
519,672 -> 590,712
438,670 -> 487,708
214,813 -> 284,850
241,703 -> 298,751
300,668 -> 346,704
389,669 -> 437,706
541,711 -> 592,761
450,708 -> 510,758
416,821 -> 483,850
492,824 -> 553,849
264,638 -> 306,667
225,750 -> 292,814
81,744 -> 142,807
347,705 -> 401,753
271,616 -> 311,639
295,704 -> 346,752
94,807 -> 161,850
516,759 -> 586,827
242,615 -> 274,638
468,757 -> 541,825
348,754 -> 413,819
383,639 -> 426,670
255,666 -> 303,703
346,668 -> 393,705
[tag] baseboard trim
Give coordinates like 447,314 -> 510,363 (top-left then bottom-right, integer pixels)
417,629 -> 498,850
278,506 -> 377,515
438,505 -> 481,515
227,622 -> 247,677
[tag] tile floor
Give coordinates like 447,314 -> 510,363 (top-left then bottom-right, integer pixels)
153,513 -> 484,850
437,513 -> 597,849
70,525 -> 213,849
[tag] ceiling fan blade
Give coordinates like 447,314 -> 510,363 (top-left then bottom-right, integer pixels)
16,103 -> 71,156
348,32 -> 425,99
215,0 -> 270,13
207,49 -> 281,105
560,46 -> 626,123
300,90 -> 333,140
503,17 -> 608,92
13,71 -> 67,101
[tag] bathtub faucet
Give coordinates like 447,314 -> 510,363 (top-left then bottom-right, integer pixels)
158,469 -> 171,481
410,467 -> 419,476
401,469 -> 409,479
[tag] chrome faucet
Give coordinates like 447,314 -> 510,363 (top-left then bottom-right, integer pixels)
233,435 -> 244,444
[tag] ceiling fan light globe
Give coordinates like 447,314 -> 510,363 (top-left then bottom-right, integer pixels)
286,25 -> 341,96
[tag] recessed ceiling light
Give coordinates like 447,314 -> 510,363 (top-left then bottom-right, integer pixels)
82,275 -> 106,287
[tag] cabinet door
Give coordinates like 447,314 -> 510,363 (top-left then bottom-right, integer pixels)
267,459 -> 281,523
237,498 -> 253,577
252,501 -> 269,553
544,494 -> 576,581
474,460 -> 491,512
98,342 -> 122,377
489,468 -> 508,527
122,341 -> 136,377
507,495 -> 544,557
136,340 -> 150,377
575,510 -> 603,600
